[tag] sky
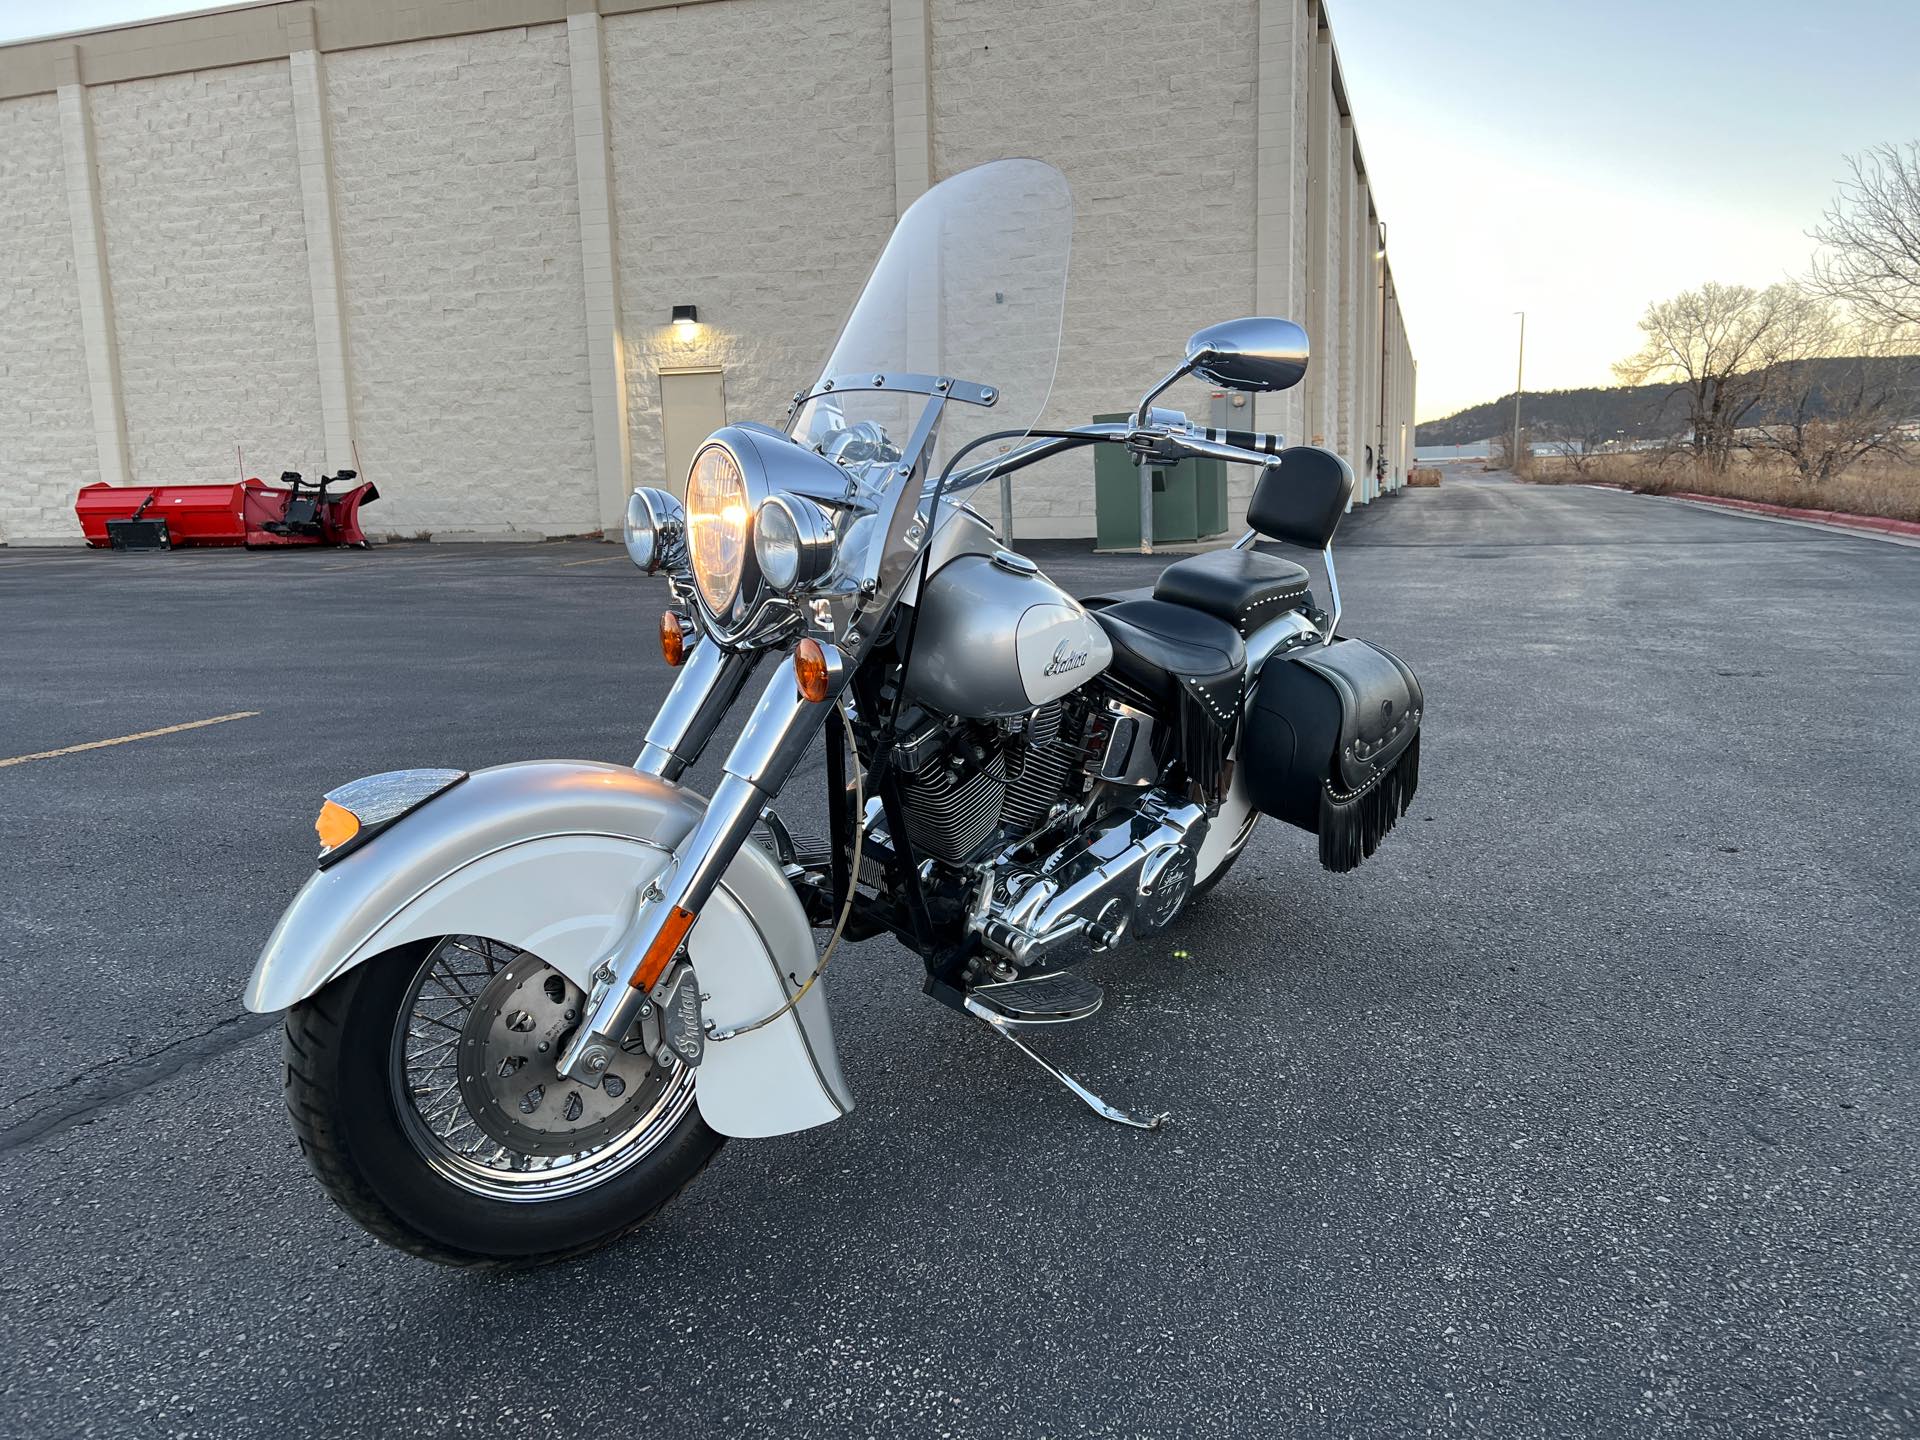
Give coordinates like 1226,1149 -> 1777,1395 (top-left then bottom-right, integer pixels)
1328,0 -> 1920,418
6,0 -> 1919,421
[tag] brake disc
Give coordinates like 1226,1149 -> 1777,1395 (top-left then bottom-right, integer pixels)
455,951 -> 668,1158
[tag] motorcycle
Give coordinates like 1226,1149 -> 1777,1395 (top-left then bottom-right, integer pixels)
245,159 -> 1422,1266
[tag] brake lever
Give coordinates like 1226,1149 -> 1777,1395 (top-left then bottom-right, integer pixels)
1123,426 -> 1194,466
1124,421 -> 1273,470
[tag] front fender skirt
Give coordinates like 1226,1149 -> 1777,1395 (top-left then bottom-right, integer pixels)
243,760 -> 850,1138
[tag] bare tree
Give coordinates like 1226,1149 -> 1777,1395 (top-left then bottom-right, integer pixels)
1749,308 -> 1914,483
1614,282 -> 1816,471
1546,389 -> 1614,475
1810,141 -> 1920,337
1489,426 -> 1532,475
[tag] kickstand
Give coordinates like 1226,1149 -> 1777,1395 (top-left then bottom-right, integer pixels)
963,997 -> 1168,1131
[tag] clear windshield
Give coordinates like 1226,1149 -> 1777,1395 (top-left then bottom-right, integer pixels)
789,159 -> 1072,485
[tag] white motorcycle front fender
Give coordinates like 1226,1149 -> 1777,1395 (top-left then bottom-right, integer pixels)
242,760 -> 851,1138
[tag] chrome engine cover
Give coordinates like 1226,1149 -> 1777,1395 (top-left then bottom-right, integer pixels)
975,792 -> 1208,965
904,554 -> 1113,720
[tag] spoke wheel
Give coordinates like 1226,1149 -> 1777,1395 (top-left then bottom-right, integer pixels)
390,937 -> 695,1203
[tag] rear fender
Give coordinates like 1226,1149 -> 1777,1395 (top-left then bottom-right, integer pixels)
243,761 -> 850,1138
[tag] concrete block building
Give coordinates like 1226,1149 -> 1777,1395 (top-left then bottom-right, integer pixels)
0,0 -> 1415,546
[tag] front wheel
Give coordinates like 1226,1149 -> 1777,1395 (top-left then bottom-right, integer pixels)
281,935 -> 723,1268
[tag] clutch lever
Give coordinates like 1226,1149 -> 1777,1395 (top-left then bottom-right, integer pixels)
1125,417 -> 1280,470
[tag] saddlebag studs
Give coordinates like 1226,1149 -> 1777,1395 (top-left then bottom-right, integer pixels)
1242,636 -> 1424,873
966,970 -> 1104,1025
1318,731 -> 1420,873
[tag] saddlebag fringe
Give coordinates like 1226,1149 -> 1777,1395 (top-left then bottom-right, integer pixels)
1317,732 -> 1419,873
1174,682 -> 1237,805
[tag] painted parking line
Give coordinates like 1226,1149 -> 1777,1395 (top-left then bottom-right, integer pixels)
0,711 -> 261,770
559,553 -> 624,567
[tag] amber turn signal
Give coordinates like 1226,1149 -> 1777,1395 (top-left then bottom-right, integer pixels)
660,610 -> 688,667
629,904 -> 697,992
794,638 -> 830,703
315,799 -> 361,852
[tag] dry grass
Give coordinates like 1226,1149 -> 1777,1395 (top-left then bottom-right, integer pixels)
1525,451 -> 1920,524
1406,466 -> 1442,487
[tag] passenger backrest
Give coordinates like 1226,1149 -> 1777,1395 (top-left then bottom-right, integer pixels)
1246,445 -> 1354,550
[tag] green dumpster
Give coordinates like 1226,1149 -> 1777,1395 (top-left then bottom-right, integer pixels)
1092,412 -> 1228,549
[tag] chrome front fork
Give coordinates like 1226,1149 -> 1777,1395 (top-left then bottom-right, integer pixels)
559,644 -> 845,1084
634,639 -> 762,782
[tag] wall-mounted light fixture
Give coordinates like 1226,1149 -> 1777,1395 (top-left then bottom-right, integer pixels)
671,304 -> 699,335
1376,223 -> 1388,261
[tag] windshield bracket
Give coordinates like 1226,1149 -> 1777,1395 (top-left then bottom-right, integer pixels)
800,373 -> 1000,410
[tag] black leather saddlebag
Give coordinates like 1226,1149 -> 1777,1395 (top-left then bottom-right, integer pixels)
1243,638 -> 1423,872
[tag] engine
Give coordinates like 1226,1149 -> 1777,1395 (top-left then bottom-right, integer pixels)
891,692 -> 1208,969
893,701 -> 1093,865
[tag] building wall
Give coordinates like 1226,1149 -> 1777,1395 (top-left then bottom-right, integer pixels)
89,60 -> 323,486
604,0 -> 896,499
930,0 -> 1260,538
0,93 -> 95,544
0,0 -> 1415,546
327,25 -> 595,538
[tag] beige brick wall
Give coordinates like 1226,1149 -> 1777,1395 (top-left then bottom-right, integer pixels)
605,0 -> 897,497
0,93 -> 96,543
90,61 -> 324,486
930,0 -> 1260,538
327,24 -> 595,537
0,0 -> 1412,547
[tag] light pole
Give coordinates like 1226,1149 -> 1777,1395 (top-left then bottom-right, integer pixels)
1376,225 -> 1388,495
1511,310 -> 1526,471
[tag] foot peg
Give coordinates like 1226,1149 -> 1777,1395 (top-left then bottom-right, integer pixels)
754,811 -> 831,871
963,986 -> 1167,1131
966,970 -> 1103,1025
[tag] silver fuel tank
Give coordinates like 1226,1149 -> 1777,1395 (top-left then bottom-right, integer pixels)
903,550 -> 1113,720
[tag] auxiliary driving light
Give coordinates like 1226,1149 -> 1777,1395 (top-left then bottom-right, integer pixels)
753,494 -> 835,594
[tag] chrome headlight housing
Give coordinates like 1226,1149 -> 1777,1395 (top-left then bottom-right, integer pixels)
753,494 -> 836,594
679,424 -> 858,638
624,486 -> 685,573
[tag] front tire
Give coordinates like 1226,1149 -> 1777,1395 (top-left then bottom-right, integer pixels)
281,936 -> 723,1268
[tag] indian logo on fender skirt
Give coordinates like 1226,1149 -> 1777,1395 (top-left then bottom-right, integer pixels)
1042,639 -> 1090,677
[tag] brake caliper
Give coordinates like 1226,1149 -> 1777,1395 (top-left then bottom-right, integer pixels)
652,961 -> 706,1068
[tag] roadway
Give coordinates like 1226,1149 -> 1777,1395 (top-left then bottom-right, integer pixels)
1,465 -> 1914,1437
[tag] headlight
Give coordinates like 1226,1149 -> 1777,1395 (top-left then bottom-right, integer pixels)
624,486 -> 685,574
753,495 -> 835,594
625,490 -> 657,569
686,445 -> 749,614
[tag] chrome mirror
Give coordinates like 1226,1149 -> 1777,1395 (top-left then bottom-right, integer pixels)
1184,317 -> 1310,393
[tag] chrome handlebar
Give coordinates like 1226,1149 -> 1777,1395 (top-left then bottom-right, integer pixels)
944,415 -> 1286,495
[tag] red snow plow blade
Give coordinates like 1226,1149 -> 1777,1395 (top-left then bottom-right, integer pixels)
76,473 -> 378,550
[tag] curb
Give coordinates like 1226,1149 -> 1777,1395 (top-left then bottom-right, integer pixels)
1667,492 -> 1920,539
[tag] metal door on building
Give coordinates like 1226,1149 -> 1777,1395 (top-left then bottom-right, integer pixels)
658,368 -> 727,500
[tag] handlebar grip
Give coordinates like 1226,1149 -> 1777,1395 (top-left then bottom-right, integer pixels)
1197,427 -> 1285,458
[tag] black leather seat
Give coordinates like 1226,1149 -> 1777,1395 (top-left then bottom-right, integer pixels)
1092,599 -> 1246,729
1153,548 -> 1311,636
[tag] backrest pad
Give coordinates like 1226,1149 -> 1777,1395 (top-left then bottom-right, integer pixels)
1246,445 -> 1355,550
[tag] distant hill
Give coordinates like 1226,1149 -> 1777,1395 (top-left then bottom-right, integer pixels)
1419,356 -> 1920,447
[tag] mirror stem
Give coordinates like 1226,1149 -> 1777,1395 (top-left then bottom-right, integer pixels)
1133,359 -> 1198,428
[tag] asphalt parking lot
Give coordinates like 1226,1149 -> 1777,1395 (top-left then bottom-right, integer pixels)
1,468 -> 1915,1438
